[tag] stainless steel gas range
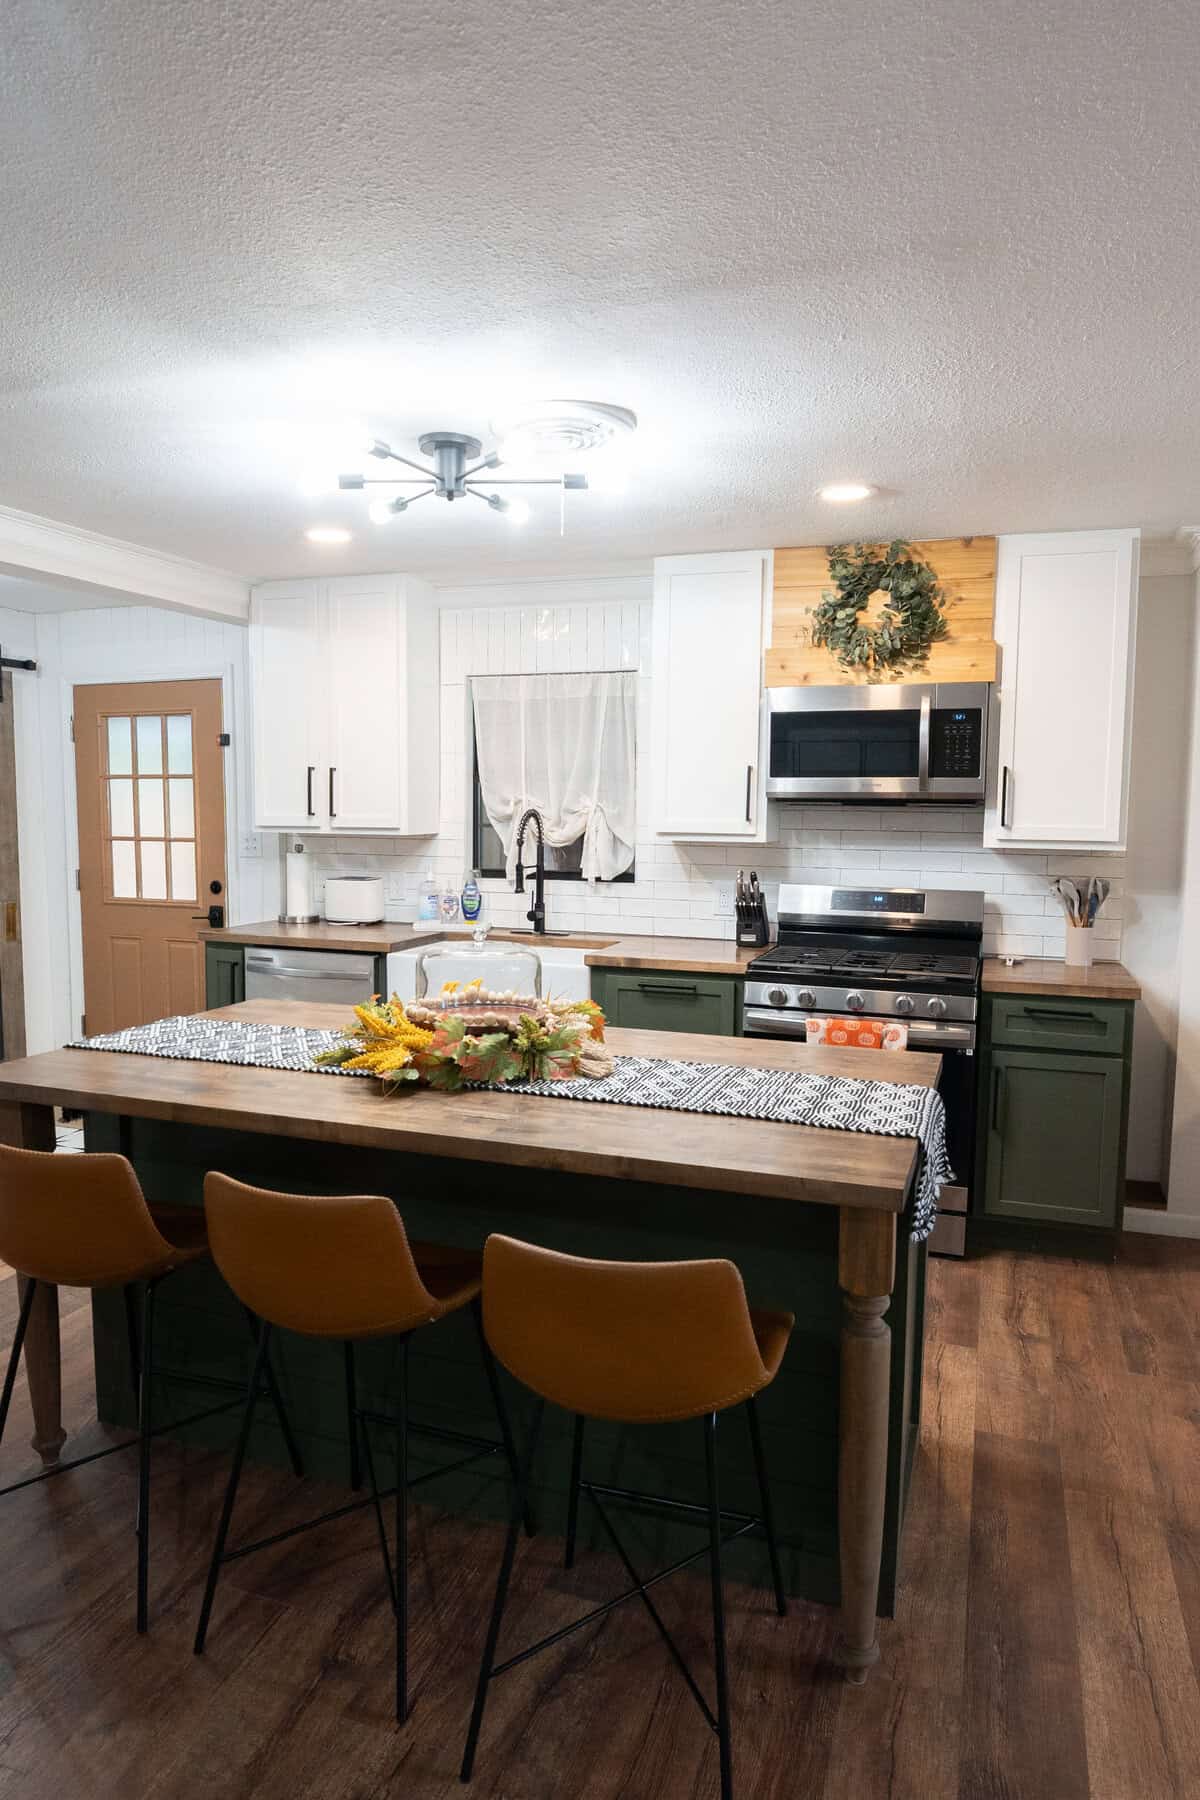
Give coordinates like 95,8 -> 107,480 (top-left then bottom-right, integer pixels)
744,884 -> 984,1256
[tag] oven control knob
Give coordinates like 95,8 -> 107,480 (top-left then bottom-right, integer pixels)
926,996 -> 948,1018
894,994 -> 915,1015
845,990 -> 866,1012
796,987 -> 816,1009
767,987 -> 790,1009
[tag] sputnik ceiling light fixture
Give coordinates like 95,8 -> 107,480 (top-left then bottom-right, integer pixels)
334,403 -> 637,527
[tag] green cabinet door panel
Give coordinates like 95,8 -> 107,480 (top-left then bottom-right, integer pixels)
591,969 -> 741,1036
204,942 -> 245,1009
983,1047 -> 1124,1227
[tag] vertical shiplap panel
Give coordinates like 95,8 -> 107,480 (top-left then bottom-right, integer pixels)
587,606 -> 607,669
534,608 -> 554,672
566,607 -> 588,671
440,611 -> 462,685
503,608 -> 523,673
638,602 -> 653,670
470,611 -> 490,677
603,604 -> 622,669
487,608 -> 506,674
619,603 -> 640,669
519,608 -> 538,672
548,608 -> 570,672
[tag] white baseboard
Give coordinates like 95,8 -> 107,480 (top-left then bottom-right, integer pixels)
1123,1206 -> 1200,1239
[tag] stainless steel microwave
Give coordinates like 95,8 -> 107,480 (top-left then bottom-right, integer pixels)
765,681 -> 989,802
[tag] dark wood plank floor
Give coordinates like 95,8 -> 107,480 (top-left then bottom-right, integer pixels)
1,1236 -> 1198,1800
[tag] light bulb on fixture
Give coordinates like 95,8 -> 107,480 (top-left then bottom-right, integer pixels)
818,482 -> 876,503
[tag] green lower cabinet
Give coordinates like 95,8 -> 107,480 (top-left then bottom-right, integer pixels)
204,941 -> 245,1008
590,968 -> 742,1036
979,988 -> 1132,1231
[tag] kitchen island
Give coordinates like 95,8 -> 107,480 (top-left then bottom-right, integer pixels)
0,1003 -> 939,1681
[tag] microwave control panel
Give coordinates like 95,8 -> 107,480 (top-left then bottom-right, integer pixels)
929,708 -> 982,779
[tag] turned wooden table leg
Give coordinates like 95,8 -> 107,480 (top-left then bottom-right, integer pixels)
0,1101 -> 67,1465
836,1204 -> 897,1684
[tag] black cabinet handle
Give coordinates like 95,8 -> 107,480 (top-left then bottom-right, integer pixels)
306,765 -> 315,817
745,764 -> 753,823
636,980 -> 699,995
1000,764 -> 1013,828
329,766 -> 337,819
991,1066 -> 1006,1132
1022,1006 -> 1100,1024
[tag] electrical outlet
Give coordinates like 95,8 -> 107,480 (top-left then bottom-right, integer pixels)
385,873 -> 407,902
239,832 -> 262,858
715,886 -> 735,918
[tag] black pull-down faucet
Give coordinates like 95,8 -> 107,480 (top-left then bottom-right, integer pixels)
513,807 -> 547,935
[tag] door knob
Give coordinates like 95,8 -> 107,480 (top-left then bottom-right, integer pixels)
193,904 -> 225,928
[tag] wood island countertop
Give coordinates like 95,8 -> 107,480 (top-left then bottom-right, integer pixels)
982,955 -> 1141,1002
0,1000 -> 940,1213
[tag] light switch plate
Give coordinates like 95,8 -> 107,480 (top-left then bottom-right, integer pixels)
715,886 -> 735,917
239,832 -> 262,858
385,872 -> 407,902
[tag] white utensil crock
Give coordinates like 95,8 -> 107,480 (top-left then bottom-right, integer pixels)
1064,923 -> 1094,968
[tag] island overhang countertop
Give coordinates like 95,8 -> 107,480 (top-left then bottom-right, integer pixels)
0,1001 -> 940,1214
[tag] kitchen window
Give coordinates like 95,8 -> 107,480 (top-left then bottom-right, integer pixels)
471,672 -> 637,882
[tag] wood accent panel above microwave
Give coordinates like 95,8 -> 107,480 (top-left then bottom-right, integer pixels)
766,536 -> 998,687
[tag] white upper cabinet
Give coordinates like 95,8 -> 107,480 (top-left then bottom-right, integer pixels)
250,575 -> 439,835
984,529 -> 1139,849
651,550 -> 775,839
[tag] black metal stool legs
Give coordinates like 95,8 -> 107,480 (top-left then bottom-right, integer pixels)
471,1298 -> 536,1539
746,1397 -> 787,1618
0,1275 -> 38,1447
242,1307 -> 304,1478
704,1411 -> 734,1800
564,1413 -> 585,1569
193,1325 -> 271,1655
344,1341 -> 362,1491
460,1398 -> 546,1783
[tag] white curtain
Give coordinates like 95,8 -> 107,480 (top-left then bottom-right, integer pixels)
471,672 -> 637,881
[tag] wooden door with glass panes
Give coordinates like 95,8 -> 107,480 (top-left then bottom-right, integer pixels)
74,680 -> 226,1034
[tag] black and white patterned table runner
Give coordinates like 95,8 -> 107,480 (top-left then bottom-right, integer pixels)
68,1016 -> 951,1240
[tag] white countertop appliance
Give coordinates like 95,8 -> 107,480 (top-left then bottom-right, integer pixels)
323,874 -> 385,925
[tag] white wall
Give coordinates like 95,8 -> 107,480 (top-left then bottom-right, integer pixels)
10,605 -> 276,1055
1165,553 -> 1200,1227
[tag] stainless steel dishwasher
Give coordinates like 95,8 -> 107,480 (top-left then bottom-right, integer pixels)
243,946 -> 377,1006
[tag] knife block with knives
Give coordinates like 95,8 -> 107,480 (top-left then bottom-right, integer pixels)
735,869 -> 771,948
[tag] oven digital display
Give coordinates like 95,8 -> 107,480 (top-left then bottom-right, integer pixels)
832,889 -> 926,913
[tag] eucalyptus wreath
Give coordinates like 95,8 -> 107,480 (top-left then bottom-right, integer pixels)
811,539 -> 949,675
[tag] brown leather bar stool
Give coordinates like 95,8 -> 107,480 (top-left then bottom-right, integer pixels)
461,1236 -> 795,1800
194,1175 -> 534,1724
0,1143 -> 301,1633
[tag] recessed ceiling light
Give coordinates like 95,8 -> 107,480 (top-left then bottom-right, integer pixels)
818,482 -> 876,503
305,526 -> 352,545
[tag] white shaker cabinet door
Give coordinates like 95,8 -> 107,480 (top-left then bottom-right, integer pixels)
249,581 -> 325,830
985,530 -> 1138,848
652,551 -> 771,837
325,577 -> 405,831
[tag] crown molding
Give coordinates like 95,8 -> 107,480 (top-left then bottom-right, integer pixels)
0,503 -> 249,620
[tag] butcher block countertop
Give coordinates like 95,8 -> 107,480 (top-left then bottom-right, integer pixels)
581,936 -> 763,974
198,920 -> 446,954
0,1000 -> 940,1213
982,956 -> 1141,1002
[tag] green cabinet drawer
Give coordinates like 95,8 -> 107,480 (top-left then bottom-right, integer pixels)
988,993 -> 1129,1056
593,969 -> 741,1037
983,1047 -> 1124,1227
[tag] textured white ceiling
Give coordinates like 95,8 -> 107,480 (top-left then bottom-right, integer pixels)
0,0 -> 1196,581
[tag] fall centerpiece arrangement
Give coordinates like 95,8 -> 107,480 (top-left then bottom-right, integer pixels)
315,982 -> 613,1093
